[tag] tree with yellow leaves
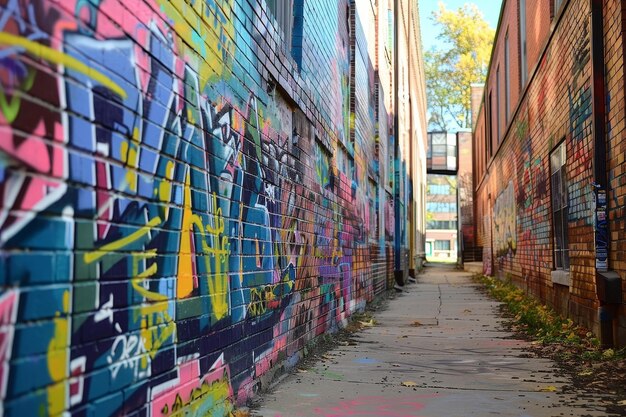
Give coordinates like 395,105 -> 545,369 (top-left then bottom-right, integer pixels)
425,2 -> 495,131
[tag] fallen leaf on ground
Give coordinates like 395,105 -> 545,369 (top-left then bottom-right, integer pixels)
578,369 -> 593,376
603,349 -> 615,359
359,319 -> 375,327
401,381 -> 418,387
617,400 -> 626,406
463,309 -> 472,313
411,321 -> 422,327
400,352 -> 411,355
538,386 -> 558,392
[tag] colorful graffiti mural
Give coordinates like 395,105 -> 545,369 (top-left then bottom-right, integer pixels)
0,0 -> 402,415
493,181 -> 516,258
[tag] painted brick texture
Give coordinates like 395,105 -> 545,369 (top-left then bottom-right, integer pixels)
474,0 -> 626,344
0,0 -> 425,415
605,0 -> 626,345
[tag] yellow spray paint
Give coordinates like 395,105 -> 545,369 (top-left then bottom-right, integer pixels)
130,252 -> 175,362
46,290 -> 70,415
132,250 -> 165,301
83,216 -> 162,264
204,193 -> 230,321
177,169 -> 195,299
0,67 -> 35,123
158,161 -> 176,221
155,0 -> 235,87
0,33 -> 127,98
85,216 -> 175,362
159,371 -> 233,416
177,171 -> 229,319
120,128 -> 141,192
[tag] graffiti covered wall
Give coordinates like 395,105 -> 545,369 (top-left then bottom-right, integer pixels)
473,0 -> 613,335
0,0 -> 423,414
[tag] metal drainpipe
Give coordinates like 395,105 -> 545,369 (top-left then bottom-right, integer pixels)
590,0 -> 619,347
393,0 -> 403,286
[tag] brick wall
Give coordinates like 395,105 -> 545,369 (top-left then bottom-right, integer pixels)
524,0 -> 551,77
0,0 -> 425,415
474,0 -> 626,344
605,0 -> 626,345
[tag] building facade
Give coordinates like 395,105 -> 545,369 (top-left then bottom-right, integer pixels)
394,0 -> 429,280
0,0 -> 426,415
473,0 -> 626,346
425,130 -> 475,263
425,173 -> 458,261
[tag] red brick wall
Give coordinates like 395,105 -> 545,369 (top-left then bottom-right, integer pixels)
471,84 -> 485,129
524,0 -> 552,76
474,0 -> 626,343
605,0 -> 626,345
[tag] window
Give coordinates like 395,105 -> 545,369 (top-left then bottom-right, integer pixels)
429,184 -> 451,195
519,0 -> 527,86
266,0 -> 294,53
387,9 -> 394,53
291,0 -> 304,69
434,240 -> 451,251
496,65 -> 501,143
505,31 -> 510,123
551,141 -> 570,269
553,0 -> 564,15
348,155 -> 355,181
426,202 -> 457,213
427,220 -> 458,230
487,92 -> 493,157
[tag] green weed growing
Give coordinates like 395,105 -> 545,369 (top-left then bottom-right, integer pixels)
475,274 -> 625,361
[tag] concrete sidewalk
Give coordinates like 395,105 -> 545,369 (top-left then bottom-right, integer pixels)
252,264 -> 613,417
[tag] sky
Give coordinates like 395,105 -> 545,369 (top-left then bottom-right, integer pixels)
420,0 -> 504,53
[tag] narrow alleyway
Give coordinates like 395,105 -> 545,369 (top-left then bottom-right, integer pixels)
252,265 -> 612,417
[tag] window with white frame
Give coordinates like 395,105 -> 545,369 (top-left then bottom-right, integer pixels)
551,141 -> 570,270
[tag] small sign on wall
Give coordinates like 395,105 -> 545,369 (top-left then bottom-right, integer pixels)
594,188 -> 608,272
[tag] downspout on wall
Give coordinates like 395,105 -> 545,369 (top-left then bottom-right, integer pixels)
393,0 -> 404,287
590,0 -> 622,347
